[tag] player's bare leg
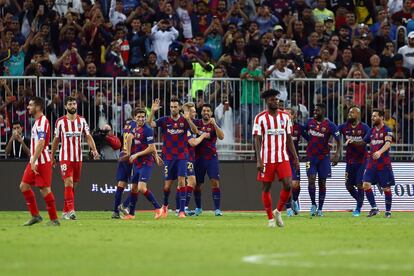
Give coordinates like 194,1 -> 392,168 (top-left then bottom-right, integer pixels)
363,182 -> 379,217
162,180 -> 173,218
177,177 -> 187,218
63,177 -> 76,220
20,182 -> 43,226
210,179 -> 222,216
308,175 -> 318,216
272,177 -> 292,227
317,178 -> 327,216
112,181 -> 128,219
261,182 -> 275,227
138,182 -> 163,219
39,186 -> 60,226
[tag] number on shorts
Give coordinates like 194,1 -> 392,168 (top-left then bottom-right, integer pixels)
306,161 -> 310,170
164,165 -> 168,177
60,164 -> 67,172
187,162 -> 193,170
345,172 -> 348,181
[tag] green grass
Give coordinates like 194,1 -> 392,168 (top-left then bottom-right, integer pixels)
1,211 -> 414,276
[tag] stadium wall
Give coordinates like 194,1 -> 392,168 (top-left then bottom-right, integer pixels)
1,161 -> 414,211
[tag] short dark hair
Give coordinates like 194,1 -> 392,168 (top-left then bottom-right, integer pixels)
202,103 -> 212,111
64,96 -> 77,105
12,121 -> 23,127
170,96 -> 180,104
30,96 -> 44,111
372,109 -> 384,117
315,103 -> 326,110
134,107 -> 146,116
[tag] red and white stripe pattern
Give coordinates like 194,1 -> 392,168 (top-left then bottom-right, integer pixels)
55,115 -> 90,162
252,110 -> 292,163
31,115 -> 51,164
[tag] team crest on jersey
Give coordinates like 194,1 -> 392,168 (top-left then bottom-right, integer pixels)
352,130 -> 355,135
294,130 -> 298,135
174,123 -> 178,128
380,133 -> 384,138
77,123 -> 82,129
180,123 -> 184,127
207,128 -> 212,132
321,127 -> 326,132
358,130 -> 362,135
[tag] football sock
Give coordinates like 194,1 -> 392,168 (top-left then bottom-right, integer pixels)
384,190 -> 392,212
185,186 -> 194,207
113,186 -> 124,213
365,188 -> 377,208
292,186 -> 300,201
261,191 -> 273,220
194,188 -> 202,209
356,188 -> 364,211
44,192 -> 58,221
129,192 -> 139,216
179,187 -> 186,212
277,189 -> 291,212
144,190 -> 161,209
318,185 -> 326,210
347,186 -> 358,201
175,187 -> 180,210
22,190 -> 39,217
308,185 -> 316,205
64,186 -> 74,212
163,188 -> 170,207
212,187 -> 221,210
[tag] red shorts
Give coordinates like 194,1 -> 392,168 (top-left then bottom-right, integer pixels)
60,161 -> 83,182
257,161 -> 292,182
22,162 -> 52,187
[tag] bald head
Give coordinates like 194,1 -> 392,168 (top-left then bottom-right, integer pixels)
347,106 -> 361,124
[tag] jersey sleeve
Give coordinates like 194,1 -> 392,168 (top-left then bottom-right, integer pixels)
36,119 -> 48,140
384,126 -> 394,142
155,117 -> 165,128
54,119 -> 61,137
363,128 -> 372,144
286,115 -> 292,135
300,124 -> 310,141
330,122 -> 340,141
144,127 -> 155,144
82,118 -> 91,136
252,114 -> 262,136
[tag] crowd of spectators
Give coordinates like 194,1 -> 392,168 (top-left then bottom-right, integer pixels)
1,0 -> 414,157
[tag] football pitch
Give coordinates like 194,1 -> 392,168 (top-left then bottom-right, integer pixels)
1,211 -> 414,276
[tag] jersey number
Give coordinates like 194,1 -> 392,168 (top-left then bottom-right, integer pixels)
164,166 -> 168,177
187,162 -> 193,170
60,164 -> 67,172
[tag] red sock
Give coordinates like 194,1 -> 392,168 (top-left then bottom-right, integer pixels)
23,190 -> 39,216
44,192 -> 58,221
277,189 -> 291,212
64,186 -> 74,212
186,186 -> 194,193
262,191 -> 273,219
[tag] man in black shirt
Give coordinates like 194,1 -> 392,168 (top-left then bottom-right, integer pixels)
5,121 -> 30,159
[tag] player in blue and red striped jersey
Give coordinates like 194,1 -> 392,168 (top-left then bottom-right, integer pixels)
304,103 -> 341,217
284,107 -> 309,217
362,110 -> 395,218
111,117 -> 136,219
148,97 -> 198,218
193,104 -> 225,216
338,106 -> 370,217
117,108 -> 163,220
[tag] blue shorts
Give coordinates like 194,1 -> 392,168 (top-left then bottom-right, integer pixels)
164,159 -> 187,180
187,161 -> 195,177
306,155 -> 331,179
363,167 -> 395,188
195,157 -> 220,184
290,161 -> 300,181
345,162 -> 366,187
131,165 -> 153,184
116,160 -> 133,183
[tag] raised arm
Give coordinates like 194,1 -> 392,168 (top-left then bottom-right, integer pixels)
147,99 -> 161,128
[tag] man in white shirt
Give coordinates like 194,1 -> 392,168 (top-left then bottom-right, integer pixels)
109,0 -> 126,27
151,19 -> 179,65
265,56 -> 295,102
398,31 -> 414,74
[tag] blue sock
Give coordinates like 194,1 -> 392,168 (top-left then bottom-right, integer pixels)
365,188 -> 377,208
129,192 -> 138,215
347,186 -> 358,201
113,187 -> 124,213
308,185 -> 316,205
123,194 -> 131,208
212,188 -> 221,210
194,189 -> 202,209
356,188 -> 364,211
384,190 -> 392,212
179,187 -> 186,212
175,188 -> 180,210
185,186 -> 193,208
163,188 -> 170,207
144,190 -> 161,209
318,185 -> 326,211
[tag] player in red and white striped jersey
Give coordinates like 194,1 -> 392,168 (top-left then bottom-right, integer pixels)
20,97 -> 60,226
51,96 -> 99,220
253,89 -> 299,228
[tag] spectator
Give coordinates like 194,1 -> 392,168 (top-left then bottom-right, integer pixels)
150,19 -> 179,65
352,34 -> 375,68
265,55 -> 295,101
109,0 -> 127,27
176,0 -> 193,39
252,3 -> 279,35
89,90 -> 112,130
54,46 -> 85,77
312,0 -> 335,25
111,92 -> 132,136
103,39 -> 128,77
167,47 -> 185,77
384,109 -> 398,137
337,25 -> 352,50
302,32 -> 321,62
338,47 -> 354,70
191,48 -> 214,98
127,17 -> 149,69
387,53 -> 411,78
380,41 -> 396,69
397,31 -> 414,74
5,121 -> 30,159
205,66 -> 233,104
370,22 -> 393,54
364,54 -> 388,79
146,51 -> 159,77
240,56 -> 263,142
224,0 -> 249,28
391,0 -> 412,26
214,96 -> 235,160
93,124 -> 121,160
204,16 -> 224,61
346,64 -> 369,109
3,37 -> 31,76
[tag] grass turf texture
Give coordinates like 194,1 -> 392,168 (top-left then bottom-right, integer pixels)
1,211 -> 414,276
